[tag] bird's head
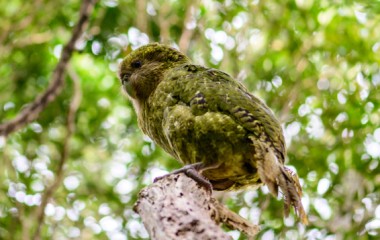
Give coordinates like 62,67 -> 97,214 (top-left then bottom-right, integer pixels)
118,43 -> 190,101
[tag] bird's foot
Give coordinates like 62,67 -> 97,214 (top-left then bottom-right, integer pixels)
154,162 -> 213,194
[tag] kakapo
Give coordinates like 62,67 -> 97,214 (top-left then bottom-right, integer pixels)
119,43 -> 307,224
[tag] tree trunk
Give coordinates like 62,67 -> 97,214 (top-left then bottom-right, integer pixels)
134,173 -> 260,240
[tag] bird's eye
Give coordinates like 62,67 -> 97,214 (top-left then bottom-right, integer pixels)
131,60 -> 142,68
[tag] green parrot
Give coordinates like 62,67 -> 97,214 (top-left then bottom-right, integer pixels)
119,43 -> 307,224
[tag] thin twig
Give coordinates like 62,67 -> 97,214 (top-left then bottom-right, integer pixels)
157,2 -> 172,44
32,65 -> 82,240
178,0 -> 200,53
212,198 -> 260,238
0,0 -> 43,45
0,0 -> 97,137
136,0 -> 148,34
13,32 -> 53,48
278,80 -> 302,123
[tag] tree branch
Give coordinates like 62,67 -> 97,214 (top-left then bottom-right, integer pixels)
136,0 -> 149,34
178,0 -> 199,53
32,65 -> 82,240
0,0 -> 43,46
134,173 -> 260,239
157,2 -> 172,44
0,0 -> 97,137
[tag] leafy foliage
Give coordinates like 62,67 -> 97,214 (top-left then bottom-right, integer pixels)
0,0 -> 379,239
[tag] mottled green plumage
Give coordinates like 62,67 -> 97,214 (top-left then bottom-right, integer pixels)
119,43 -> 307,223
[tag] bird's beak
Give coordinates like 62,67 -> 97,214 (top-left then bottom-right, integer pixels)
121,73 -> 137,98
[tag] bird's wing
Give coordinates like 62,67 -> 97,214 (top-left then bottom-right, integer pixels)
162,65 -> 307,224
159,65 -> 307,224
165,65 -> 286,163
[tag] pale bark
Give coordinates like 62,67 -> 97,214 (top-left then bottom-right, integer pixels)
134,173 -> 260,240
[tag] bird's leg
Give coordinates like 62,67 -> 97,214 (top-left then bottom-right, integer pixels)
154,162 -> 218,193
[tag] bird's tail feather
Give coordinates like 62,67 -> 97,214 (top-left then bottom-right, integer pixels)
256,142 -> 308,225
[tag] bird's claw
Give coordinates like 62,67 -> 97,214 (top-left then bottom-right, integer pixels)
153,163 -> 213,194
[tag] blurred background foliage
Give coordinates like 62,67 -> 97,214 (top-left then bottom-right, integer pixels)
0,0 -> 379,239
